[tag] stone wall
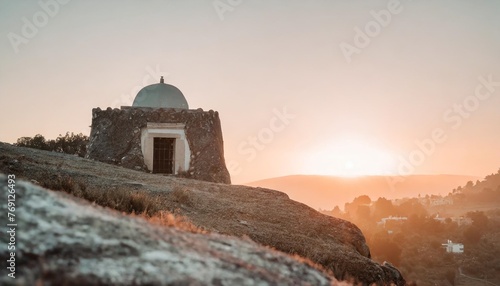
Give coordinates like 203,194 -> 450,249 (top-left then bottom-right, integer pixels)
86,107 -> 231,184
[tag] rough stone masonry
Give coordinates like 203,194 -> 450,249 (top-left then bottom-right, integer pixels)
86,107 -> 231,184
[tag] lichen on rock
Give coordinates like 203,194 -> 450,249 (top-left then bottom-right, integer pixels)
0,175 -> 335,285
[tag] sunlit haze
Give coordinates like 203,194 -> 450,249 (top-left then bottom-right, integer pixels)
1,1 -> 499,184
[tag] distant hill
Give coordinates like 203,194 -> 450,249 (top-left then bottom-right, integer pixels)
459,169 -> 500,193
246,174 -> 480,210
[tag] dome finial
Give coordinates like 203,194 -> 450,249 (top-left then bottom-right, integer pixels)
160,76 -> 164,84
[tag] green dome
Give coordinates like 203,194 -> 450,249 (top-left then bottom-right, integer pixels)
132,77 -> 189,109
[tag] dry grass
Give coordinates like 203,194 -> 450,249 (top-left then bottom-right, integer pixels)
132,210 -> 205,234
170,186 -> 193,206
35,172 -> 204,234
37,173 -> 163,216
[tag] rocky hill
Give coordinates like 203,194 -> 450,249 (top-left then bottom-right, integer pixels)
0,142 -> 405,285
0,175 -> 337,285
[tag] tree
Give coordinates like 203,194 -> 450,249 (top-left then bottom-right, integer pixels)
353,195 -> 372,205
405,214 -> 426,231
373,197 -> 396,220
465,180 -> 474,190
344,195 -> 372,219
423,216 -> 444,234
15,132 -> 89,157
330,206 -> 343,218
16,134 -> 50,150
463,211 -> 489,244
464,225 -> 482,244
53,132 -> 88,157
370,232 -> 402,266
466,211 -> 488,231
355,205 -> 371,220
397,199 -> 427,217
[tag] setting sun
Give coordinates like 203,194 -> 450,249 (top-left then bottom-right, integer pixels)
301,138 -> 394,177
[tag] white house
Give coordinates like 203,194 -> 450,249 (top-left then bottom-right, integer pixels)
433,214 -> 447,223
451,216 -> 473,226
442,240 -> 464,253
430,196 -> 453,206
377,216 -> 408,226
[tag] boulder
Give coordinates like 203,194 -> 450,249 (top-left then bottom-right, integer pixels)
0,175 -> 336,285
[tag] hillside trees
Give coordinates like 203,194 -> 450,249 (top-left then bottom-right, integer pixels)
335,172 -> 500,284
330,206 -> 343,218
372,197 -> 396,220
369,231 -> 402,266
467,211 -> 489,229
463,211 -> 489,244
396,199 -> 427,217
15,132 -> 89,157
344,195 -> 372,218
15,134 -> 49,150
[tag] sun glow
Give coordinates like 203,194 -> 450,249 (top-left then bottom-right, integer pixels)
300,139 -> 395,177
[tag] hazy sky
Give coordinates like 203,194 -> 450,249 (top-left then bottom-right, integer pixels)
1,0 -> 499,184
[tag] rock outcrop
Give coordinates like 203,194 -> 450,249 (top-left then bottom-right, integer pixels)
0,175 -> 336,285
0,143 -> 406,285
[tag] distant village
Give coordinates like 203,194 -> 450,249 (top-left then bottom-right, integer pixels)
379,195 -> 469,254
322,191 -> 480,255
377,214 -> 467,253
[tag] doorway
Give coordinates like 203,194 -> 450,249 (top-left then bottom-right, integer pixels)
153,137 -> 175,174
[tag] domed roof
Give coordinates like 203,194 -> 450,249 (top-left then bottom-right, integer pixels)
132,77 -> 189,109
